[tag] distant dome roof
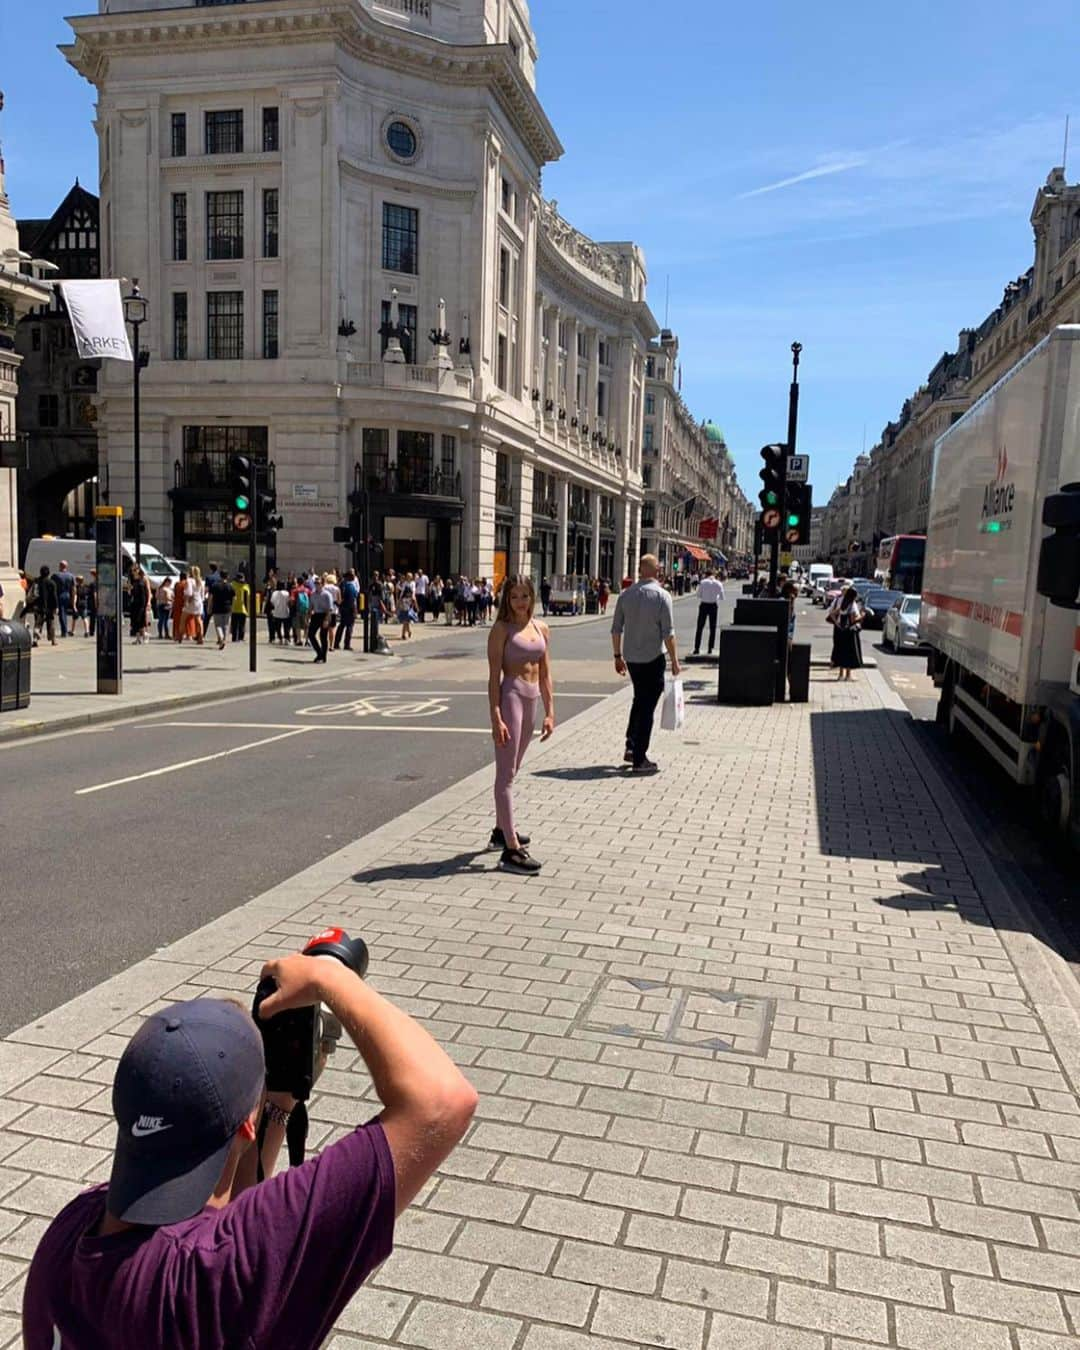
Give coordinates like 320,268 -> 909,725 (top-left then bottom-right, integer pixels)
703,420 -> 725,444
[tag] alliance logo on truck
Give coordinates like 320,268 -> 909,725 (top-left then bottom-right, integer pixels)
981,445 -> 1015,532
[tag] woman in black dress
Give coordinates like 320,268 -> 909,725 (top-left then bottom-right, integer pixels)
827,585 -> 863,681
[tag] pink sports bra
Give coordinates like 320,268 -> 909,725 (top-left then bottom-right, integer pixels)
502,620 -> 547,671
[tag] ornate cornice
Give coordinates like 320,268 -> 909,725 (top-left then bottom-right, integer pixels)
62,0 -> 563,168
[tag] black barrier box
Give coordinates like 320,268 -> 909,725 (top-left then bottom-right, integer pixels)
788,642 -> 811,703
718,624 -> 777,705
733,597 -> 789,701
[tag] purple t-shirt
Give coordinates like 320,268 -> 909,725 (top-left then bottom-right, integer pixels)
23,1120 -> 395,1350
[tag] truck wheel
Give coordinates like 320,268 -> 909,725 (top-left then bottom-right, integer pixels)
1036,745 -> 1071,839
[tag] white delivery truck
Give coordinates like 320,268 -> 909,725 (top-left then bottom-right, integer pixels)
924,325 -> 1080,844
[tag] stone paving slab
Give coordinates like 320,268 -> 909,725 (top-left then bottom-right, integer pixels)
0,667 -> 1078,1347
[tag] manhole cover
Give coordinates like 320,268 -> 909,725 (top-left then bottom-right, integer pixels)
572,973 -> 775,1056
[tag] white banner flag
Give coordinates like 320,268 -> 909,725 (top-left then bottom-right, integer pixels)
58,280 -> 133,361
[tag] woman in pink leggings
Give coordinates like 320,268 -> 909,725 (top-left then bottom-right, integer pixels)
488,575 -> 555,874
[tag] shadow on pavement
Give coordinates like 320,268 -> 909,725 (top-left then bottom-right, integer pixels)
810,706 -> 1080,966
351,851 -> 489,883
532,765 -> 624,781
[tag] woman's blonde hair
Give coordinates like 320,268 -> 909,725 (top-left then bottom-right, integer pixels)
496,575 -> 536,625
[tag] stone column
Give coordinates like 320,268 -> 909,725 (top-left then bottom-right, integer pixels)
589,489 -> 602,579
556,477 -> 569,574
511,455 -> 532,574
466,435 -> 497,579
567,317 -> 580,423
615,495 -> 629,582
584,329 -> 598,431
630,500 -> 642,572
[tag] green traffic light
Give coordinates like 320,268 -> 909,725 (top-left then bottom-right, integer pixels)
765,491 -> 779,507
787,513 -> 800,528
234,494 -> 250,511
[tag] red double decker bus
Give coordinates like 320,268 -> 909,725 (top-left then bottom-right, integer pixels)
875,535 -> 926,593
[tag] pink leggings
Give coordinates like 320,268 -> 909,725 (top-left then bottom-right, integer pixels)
494,676 -> 540,843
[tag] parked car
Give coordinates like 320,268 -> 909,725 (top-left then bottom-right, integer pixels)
821,579 -> 851,609
861,587 -> 905,629
883,594 -> 924,651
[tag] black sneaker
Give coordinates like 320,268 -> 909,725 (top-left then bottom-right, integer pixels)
489,827 -> 530,850
631,758 -> 659,775
498,846 -> 541,875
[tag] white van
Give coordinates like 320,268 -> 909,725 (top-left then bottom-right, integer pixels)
807,562 -> 834,601
23,538 -> 181,590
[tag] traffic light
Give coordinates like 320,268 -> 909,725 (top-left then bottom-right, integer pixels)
784,482 -> 812,546
257,482 -> 283,535
758,443 -> 784,514
229,454 -> 253,532
347,487 -> 365,542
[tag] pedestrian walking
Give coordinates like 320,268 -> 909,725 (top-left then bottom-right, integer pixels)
155,578 -> 174,640
539,577 -> 551,616
182,566 -> 206,644
598,578 -> 610,615
30,566 -> 59,646
290,577 -> 309,646
73,575 -> 92,638
129,566 -> 152,644
208,568 -> 235,649
335,569 -> 360,650
230,572 -> 250,643
692,570 -> 725,656
467,579 -> 480,627
827,584 -> 863,681
415,569 -> 429,622
428,575 -> 444,624
442,575 -> 456,624
171,570 -> 187,642
87,568 -> 98,637
488,575 -> 554,875
269,579 -> 291,644
309,578 -> 332,662
781,578 -> 799,649
53,560 -> 75,637
611,553 -> 682,774
397,573 -> 417,640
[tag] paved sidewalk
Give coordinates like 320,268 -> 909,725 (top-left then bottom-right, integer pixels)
0,669 -> 1078,1347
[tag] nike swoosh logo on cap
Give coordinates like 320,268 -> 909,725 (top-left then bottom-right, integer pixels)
131,1117 -> 173,1138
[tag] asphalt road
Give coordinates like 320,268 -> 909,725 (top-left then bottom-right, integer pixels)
0,596 -> 717,1033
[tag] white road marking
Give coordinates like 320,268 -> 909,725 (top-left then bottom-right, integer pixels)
75,729 -> 311,795
153,721 -> 492,734
298,695 -> 451,719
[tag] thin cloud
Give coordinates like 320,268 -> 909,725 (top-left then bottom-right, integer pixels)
737,157 -> 867,199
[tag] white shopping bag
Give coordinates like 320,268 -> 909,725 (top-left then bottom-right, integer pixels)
660,676 -> 685,732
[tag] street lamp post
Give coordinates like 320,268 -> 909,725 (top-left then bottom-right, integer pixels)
122,281 -> 149,566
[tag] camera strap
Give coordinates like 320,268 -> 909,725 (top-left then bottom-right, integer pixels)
255,1101 -> 310,1183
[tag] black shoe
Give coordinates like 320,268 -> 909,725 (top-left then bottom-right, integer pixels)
692,650 -> 700,656
498,846 -> 541,875
631,758 -> 659,775
489,827 -> 530,850
623,749 -> 635,763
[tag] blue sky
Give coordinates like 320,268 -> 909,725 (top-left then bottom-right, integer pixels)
2,0 -> 1073,500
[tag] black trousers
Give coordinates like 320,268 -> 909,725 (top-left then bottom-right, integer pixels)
231,613 -> 246,642
625,655 -> 666,766
334,610 -> 356,649
694,602 -> 718,653
308,613 -> 328,661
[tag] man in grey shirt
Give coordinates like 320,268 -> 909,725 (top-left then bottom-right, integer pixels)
611,554 -> 681,774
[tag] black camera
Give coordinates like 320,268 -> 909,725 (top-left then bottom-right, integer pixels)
252,926 -> 369,1102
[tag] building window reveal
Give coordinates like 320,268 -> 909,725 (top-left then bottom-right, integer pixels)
386,121 -> 417,159
498,247 -> 510,308
262,188 -> 279,258
38,394 -> 60,428
262,290 -> 278,359
170,112 -> 187,157
173,292 -> 188,361
205,109 -> 243,155
207,190 -> 243,260
262,107 -> 279,153
496,333 -> 508,392
207,291 -> 243,360
382,203 -> 418,274
645,393 -> 655,415
172,193 -> 188,261
380,299 -> 417,363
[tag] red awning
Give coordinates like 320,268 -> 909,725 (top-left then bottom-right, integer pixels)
684,545 -> 710,562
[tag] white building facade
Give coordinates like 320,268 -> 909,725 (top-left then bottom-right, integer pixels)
62,0 -> 655,583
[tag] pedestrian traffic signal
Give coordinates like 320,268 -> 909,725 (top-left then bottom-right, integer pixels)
257,483 -> 282,534
758,443 -> 784,512
784,482 -> 812,546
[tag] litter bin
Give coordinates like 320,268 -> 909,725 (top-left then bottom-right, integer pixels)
0,619 -> 32,712
788,642 -> 811,703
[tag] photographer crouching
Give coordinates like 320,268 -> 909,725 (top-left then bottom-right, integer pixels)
23,928 -> 478,1349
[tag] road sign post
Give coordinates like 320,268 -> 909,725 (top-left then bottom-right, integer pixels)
94,506 -> 123,695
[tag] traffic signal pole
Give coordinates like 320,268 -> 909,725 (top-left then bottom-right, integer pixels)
249,462 -> 258,675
